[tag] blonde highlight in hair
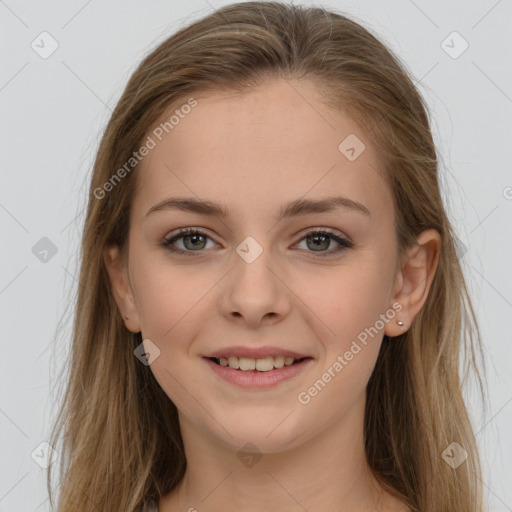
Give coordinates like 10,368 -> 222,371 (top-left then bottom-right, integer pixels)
47,2 -> 487,511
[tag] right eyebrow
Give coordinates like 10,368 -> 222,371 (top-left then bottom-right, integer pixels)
145,197 -> 229,218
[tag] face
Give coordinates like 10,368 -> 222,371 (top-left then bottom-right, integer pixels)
107,78 -> 405,454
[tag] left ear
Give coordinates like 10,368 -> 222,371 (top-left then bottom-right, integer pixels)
385,228 -> 441,337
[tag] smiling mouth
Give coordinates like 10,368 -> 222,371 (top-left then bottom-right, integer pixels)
207,356 -> 310,372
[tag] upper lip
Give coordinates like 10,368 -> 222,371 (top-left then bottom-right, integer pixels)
204,346 -> 311,360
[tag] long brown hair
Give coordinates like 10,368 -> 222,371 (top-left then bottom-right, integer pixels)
47,2 -> 487,510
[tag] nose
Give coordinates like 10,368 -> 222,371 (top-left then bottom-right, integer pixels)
220,242 -> 292,328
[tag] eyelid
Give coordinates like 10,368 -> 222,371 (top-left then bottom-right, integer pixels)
163,227 -> 220,252
299,226 -> 349,242
294,227 -> 353,253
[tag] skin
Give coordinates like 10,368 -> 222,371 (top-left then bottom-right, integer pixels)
104,78 -> 440,511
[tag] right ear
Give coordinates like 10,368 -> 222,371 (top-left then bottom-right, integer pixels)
103,244 -> 141,333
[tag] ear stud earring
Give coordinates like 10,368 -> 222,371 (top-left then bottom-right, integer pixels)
125,315 -> 129,319
397,320 -> 404,326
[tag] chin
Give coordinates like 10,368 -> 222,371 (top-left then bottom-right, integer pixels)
211,412 -> 311,455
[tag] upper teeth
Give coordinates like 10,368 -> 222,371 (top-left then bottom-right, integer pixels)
217,356 -> 296,371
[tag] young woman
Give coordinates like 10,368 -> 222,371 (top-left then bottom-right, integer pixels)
47,2 -> 486,511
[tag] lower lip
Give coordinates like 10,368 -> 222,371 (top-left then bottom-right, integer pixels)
203,357 -> 313,389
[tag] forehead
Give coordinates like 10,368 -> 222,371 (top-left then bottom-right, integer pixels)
132,78 -> 393,221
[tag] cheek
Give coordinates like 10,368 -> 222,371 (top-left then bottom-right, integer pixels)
130,249 -> 212,340
131,260 -> 211,412
305,262 -> 393,343
298,272 -> 388,415
295,345 -> 378,437
323,259 -> 395,389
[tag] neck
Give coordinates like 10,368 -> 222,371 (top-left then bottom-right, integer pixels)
160,398 -> 405,512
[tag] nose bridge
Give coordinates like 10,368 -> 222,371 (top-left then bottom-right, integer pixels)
222,233 -> 290,323
232,234 -> 277,290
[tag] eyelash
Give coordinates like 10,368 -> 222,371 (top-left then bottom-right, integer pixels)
161,227 -> 353,257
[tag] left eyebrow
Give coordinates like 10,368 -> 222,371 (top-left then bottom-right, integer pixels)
279,196 -> 371,218
145,195 -> 371,219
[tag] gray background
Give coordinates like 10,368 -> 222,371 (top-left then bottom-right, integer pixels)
1,0 -> 511,510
